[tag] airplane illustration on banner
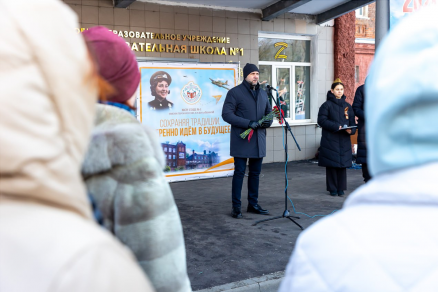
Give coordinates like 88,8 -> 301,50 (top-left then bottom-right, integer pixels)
210,78 -> 230,90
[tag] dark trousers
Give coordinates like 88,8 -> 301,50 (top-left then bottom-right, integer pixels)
362,163 -> 372,183
232,157 -> 263,209
326,167 -> 347,191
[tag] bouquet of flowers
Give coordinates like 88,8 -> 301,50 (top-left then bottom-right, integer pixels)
240,106 -> 284,142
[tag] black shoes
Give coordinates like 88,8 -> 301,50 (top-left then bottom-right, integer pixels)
232,204 -> 270,217
231,207 -> 243,219
247,204 -> 269,215
329,190 -> 345,197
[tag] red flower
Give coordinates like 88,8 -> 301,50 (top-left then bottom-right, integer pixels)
247,130 -> 254,142
273,106 -> 284,124
240,105 -> 285,142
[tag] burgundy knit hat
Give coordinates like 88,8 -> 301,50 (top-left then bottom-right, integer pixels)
83,26 -> 140,103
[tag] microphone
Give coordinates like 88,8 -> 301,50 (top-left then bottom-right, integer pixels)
266,84 -> 277,91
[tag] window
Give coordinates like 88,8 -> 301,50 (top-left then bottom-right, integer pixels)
173,148 -> 176,153
164,147 -> 167,152
173,155 -> 176,159
168,155 -> 171,159
259,38 -> 310,62
355,25 -> 367,37
356,6 -> 369,18
355,66 -> 360,83
259,34 -> 311,121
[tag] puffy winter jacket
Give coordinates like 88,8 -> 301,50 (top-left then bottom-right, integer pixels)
222,81 -> 272,158
317,91 -> 356,168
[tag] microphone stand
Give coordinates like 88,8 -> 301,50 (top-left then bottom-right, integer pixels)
253,86 -> 303,230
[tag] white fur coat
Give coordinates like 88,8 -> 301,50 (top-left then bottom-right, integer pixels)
82,104 -> 192,292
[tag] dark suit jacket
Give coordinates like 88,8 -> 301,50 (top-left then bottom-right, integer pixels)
222,81 -> 272,158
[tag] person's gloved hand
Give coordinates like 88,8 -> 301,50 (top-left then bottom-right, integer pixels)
248,121 -> 259,130
260,120 -> 271,128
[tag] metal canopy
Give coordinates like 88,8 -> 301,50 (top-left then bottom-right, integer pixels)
261,0 -> 312,21
136,0 -> 376,22
315,0 -> 375,24
115,0 -> 137,8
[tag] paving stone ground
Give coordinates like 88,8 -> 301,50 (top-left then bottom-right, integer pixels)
170,161 -> 364,291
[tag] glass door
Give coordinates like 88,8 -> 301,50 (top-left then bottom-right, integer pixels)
274,66 -> 292,119
294,66 -> 310,120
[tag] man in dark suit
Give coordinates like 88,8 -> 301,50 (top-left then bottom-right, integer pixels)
222,63 -> 272,219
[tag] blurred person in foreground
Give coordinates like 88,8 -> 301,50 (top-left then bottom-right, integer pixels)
279,7 -> 438,292
81,26 -> 192,292
0,1 -> 153,292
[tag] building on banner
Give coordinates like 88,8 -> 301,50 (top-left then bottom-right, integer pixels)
186,150 -> 220,170
162,141 -> 187,169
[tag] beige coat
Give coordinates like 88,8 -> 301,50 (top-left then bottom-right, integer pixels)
82,104 -> 192,292
0,1 -> 154,291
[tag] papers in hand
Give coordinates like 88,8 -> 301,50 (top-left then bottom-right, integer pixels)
337,125 -> 357,132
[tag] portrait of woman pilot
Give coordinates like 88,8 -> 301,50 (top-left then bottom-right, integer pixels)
148,71 -> 174,110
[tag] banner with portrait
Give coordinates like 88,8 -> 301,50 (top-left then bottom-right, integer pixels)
137,62 -> 238,182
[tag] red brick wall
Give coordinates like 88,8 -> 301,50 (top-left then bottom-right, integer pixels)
334,11 -> 356,105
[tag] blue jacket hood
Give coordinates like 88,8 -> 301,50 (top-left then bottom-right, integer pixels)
365,7 -> 438,176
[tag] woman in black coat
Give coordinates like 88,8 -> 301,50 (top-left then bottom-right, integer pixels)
317,79 -> 356,196
352,83 -> 371,182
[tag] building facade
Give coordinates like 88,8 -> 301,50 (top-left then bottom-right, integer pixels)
355,3 -> 375,89
65,0 -> 337,164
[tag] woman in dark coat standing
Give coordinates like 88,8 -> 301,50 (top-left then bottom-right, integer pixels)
352,83 -> 371,182
318,78 -> 356,196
